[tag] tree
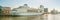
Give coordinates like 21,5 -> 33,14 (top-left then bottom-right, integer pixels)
0,6 -> 2,15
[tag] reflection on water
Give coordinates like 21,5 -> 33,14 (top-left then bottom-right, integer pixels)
0,15 -> 41,20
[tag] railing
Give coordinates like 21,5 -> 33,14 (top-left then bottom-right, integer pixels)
11,13 -> 43,16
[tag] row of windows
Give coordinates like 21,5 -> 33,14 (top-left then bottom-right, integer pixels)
2,11 -> 10,14
27,10 -> 43,13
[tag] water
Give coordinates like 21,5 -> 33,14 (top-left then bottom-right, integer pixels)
0,15 -> 41,20
0,13 -> 42,20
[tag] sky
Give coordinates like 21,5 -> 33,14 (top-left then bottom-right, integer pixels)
0,0 -> 60,12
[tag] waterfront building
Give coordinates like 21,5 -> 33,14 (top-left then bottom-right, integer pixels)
2,7 -> 11,15
44,8 -> 48,12
51,9 -> 58,14
39,5 -> 44,13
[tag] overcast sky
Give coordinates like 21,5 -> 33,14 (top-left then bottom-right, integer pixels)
0,0 -> 60,12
